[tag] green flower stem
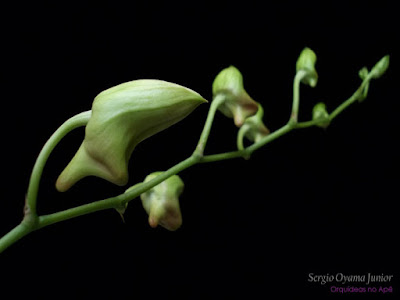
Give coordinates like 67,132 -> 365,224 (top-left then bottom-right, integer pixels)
25,110 -> 92,217
236,125 -> 249,152
38,197 -> 121,229
202,121 -> 312,163
201,150 -> 248,163
38,156 -> 198,229
329,74 -> 372,121
247,124 -> 293,153
0,223 -> 33,254
290,70 -> 307,123
293,119 -> 321,129
194,93 -> 226,156
0,110 -> 92,253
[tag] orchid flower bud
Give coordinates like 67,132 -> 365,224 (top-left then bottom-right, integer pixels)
139,172 -> 184,231
359,67 -> 369,80
296,47 -> 318,87
241,103 -> 270,143
56,80 -> 206,192
312,102 -> 330,128
212,65 -> 258,127
370,55 -> 390,79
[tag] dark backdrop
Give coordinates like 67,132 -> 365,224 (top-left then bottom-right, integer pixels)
1,1 -> 398,298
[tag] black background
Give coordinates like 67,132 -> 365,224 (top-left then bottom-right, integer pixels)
1,1 -> 398,298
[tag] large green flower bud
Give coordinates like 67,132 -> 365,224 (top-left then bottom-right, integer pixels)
139,172 -> 184,231
212,66 -> 258,127
56,80 -> 206,192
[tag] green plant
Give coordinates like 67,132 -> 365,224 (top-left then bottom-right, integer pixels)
0,48 -> 389,253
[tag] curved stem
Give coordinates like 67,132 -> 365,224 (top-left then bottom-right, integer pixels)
290,70 -> 307,123
194,94 -> 225,156
236,124 -> 250,152
25,111 -> 92,216
294,119 -> 320,129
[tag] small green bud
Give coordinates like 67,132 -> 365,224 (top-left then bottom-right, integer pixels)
358,67 -> 371,102
212,65 -> 258,127
312,102 -> 330,128
358,67 -> 369,80
370,55 -> 390,79
242,104 -> 270,143
296,47 -> 318,87
139,172 -> 184,231
56,80 -> 206,192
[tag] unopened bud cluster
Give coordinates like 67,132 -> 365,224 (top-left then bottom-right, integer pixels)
52,48 -> 390,233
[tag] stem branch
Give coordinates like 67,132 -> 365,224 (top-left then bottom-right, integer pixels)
26,111 -> 92,216
329,75 -> 372,121
290,70 -> 307,123
194,94 -> 225,156
0,222 -> 33,253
